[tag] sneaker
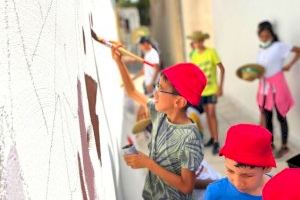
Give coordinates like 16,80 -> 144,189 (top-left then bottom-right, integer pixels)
204,138 -> 214,147
212,142 -> 220,155
276,147 -> 289,158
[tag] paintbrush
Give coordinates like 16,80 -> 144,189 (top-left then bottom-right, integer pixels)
91,29 -> 156,67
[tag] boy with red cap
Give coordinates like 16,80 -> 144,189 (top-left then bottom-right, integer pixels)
263,168 -> 300,200
111,45 -> 206,199
204,124 -> 276,200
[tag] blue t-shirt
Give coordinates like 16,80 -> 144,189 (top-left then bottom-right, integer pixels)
204,178 -> 262,200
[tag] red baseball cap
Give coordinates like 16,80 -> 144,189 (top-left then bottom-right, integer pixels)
162,63 -> 207,106
220,123 -> 276,167
263,168 -> 300,200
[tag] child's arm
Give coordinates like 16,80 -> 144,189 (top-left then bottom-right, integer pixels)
111,43 -> 148,108
124,152 -> 196,194
194,179 -> 214,189
283,46 -> 300,71
148,159 -> 196,194
217,63 -> 225,97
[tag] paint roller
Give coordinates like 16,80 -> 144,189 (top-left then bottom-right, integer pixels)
91,29 -> 156,68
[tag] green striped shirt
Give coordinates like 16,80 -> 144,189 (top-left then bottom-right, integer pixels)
142,100 -> 203,200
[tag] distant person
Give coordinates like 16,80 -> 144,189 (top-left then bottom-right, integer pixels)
188,31 -> 225,155
189,41 -> 196,60
256,21 -> 300,158
132,36 -> 161,96
193,160 -> 222,200
204,124 -> 276,200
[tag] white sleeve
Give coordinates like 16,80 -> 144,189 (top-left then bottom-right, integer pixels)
279,42 -> 292,59
146,49 -> 160,64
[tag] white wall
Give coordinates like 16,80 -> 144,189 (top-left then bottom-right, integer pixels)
150,0 -> 185,66
212,0 -> 300,145
0,0 -> 123,199
180,0 -> 215,60
118,7 -> 140,32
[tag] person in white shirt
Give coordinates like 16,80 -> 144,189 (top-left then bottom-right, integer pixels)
132,37 -> 161,96
256,21 -> 300,158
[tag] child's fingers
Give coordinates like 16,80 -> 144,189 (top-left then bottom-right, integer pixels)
126,156 -> 138,162
124,154 -> 138,162
115,44 -> 123,49
111,45 -> 121,53
113,50 -> 121,56
125,160 -> 136,168
111,42 -> 123,51
124,156 -> 135,167
112,44 -> 122,57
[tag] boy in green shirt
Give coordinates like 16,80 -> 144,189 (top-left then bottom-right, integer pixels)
188,31 -> 225,155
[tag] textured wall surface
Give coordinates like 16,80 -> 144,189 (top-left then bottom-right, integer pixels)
0,0 -> 123,199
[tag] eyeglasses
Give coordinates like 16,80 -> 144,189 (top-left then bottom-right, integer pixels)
154,83 -> 179,96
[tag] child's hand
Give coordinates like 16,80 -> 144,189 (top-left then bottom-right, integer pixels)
217,86 -> 223,97
283,63 -> 292,71
124,151 -> 151,169
137,105 -> 149,121
111,41 -> 123,63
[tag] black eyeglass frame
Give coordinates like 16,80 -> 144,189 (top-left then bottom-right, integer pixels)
154,83 -> 180,96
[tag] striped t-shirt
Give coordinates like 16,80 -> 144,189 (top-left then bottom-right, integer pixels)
142,100 -> 204,200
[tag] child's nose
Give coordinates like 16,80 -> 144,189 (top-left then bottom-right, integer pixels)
234,178 -> 246,189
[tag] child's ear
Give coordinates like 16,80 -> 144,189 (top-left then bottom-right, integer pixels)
182,98 -> 188,108
174,98 -> 180,108
175,97 -> 187,109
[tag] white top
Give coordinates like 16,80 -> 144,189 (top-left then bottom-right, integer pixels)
257,41 -> 292,78
143,48 -> 160,86
193,160 -> 222,200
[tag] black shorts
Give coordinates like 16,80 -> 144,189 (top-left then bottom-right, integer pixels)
201,95 -> 218,105
195,95 -> 218,114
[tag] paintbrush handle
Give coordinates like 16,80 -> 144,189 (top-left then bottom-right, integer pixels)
116,46 -> 156,67
117,46 -> 145,63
